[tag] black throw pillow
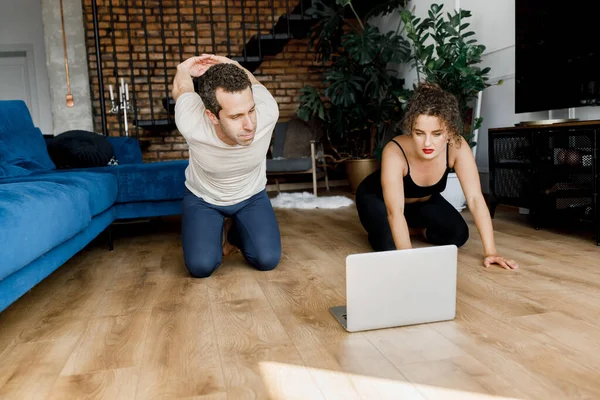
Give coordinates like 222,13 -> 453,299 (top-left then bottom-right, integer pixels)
47,130 -> 114,169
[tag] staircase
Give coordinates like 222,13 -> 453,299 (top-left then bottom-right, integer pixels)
231,0 -> 317,71
134,0 -> 317,133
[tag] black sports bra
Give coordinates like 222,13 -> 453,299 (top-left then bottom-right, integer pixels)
391,139 -> 450,199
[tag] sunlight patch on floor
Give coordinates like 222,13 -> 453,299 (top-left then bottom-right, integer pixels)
259,361 -> 524,400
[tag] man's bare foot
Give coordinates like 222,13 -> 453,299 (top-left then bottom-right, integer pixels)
223,218 -> 240,256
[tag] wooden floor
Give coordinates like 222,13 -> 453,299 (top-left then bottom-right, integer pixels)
1,192 -> 600,399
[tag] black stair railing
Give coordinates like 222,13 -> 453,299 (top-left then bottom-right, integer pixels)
88,0 -> 316,137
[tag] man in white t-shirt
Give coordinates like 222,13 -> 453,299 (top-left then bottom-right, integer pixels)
172,54 -> 281,278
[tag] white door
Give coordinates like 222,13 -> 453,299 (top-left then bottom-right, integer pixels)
0,52 -> 33,109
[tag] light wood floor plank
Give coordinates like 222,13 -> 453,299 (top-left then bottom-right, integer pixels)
47,367 -> 139,400
135,278 -> 226,400
61,312 -> 151,375
0,339 -> 78,399
257,265 -> 353,348
211,296 -> 292,356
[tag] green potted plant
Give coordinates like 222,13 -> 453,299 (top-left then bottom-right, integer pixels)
297,0 -> 412,192
399,3 -> 501,209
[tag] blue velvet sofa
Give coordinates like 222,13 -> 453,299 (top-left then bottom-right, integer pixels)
0,100 -> 188,313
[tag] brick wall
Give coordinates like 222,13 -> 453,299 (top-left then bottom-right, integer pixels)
81,0 -> 325,161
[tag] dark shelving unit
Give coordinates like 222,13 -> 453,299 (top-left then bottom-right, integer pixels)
488,120 -> 599,245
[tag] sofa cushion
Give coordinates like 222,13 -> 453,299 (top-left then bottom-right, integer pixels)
0,126 -> 56,178
113,160 -> 188,203
267,157 -> 312,172
0,181 -> 91,281
0,171 -> 118,217
47,130 -> 114,169
49,171 -> 118,216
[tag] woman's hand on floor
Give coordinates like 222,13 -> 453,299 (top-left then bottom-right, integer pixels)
483,254 -> 519,270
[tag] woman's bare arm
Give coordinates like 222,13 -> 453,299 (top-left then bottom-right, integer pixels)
453,138 -> 518,269
381,143 -> 411,250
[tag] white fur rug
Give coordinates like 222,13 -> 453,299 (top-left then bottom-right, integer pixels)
270,192 -> 354,209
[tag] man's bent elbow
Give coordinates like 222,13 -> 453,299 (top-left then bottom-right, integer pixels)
172,89 -> 180,102
172,83 -> 183,102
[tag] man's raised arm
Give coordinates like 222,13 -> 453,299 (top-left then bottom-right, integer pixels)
172,65 -> 195,102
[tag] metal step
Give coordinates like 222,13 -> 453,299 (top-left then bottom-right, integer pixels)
134,119 -> 176,133
231,56 -> 263,72
231,56 -> 262,63
259,33 -> 292,40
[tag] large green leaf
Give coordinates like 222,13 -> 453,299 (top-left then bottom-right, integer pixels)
399,9 -> 413,24
459,10 -> 472,19
378,30 -> 412,64
324,70 -> 364,107
342,25 -> 382,65
363,64 -> 394,99
297,86 -> 326,121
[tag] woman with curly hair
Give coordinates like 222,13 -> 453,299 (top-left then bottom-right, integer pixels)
355,83 -> 518,270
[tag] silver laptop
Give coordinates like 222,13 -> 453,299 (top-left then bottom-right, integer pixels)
330,245 -> 458,332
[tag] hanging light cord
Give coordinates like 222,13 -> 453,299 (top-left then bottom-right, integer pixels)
60,0 -> 74,107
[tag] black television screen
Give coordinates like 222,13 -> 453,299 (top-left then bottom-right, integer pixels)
515,1 -> 600,114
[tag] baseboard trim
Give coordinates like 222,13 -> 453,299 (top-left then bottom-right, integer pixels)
266,179 -> 349,193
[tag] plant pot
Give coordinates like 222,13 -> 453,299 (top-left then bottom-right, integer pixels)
345,158 -> 380,193
441,172 -> 466,212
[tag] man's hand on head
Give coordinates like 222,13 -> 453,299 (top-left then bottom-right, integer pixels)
197,54 -> 260,85
178,55 -> 219,78
199,54 -> 239,66
177,54 -> 260,88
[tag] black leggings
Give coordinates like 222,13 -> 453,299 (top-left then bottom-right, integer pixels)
355,171 -> 469,251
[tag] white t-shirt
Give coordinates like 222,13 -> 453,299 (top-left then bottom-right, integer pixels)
174,84 -> 279,206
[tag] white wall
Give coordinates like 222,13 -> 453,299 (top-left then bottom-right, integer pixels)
0,0 -> 53,135
374,0 -> 600,192
373,0 -> 455,90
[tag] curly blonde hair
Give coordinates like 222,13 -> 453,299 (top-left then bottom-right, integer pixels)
402,82 -> 463,146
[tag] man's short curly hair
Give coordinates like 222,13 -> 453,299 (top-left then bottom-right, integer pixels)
402,82 -> 463,146
197,63 -> 251,118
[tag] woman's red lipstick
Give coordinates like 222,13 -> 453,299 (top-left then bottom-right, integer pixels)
422,148 -> 434,154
